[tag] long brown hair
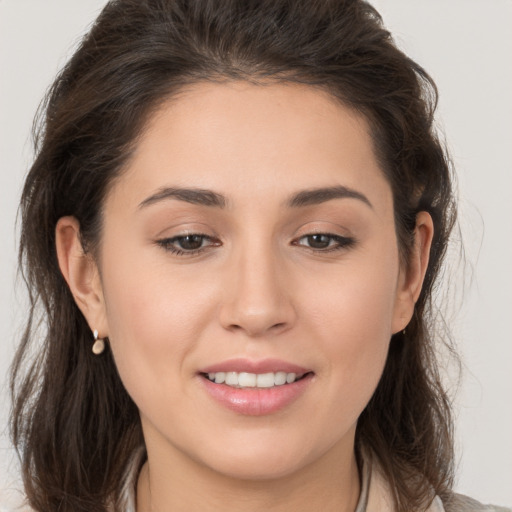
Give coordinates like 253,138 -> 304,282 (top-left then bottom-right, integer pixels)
11,1 -> 457,510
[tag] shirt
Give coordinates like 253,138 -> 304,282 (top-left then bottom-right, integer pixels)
2,448 -> 509,511
116,448 -> 510,512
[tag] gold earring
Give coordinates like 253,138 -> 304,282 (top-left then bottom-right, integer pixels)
92,329 -> 105,355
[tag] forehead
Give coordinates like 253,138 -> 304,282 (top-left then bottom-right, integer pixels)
109,81 -> 391,214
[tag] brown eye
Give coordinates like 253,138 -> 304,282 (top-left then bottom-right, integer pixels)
294,233 -> 356,252
156,233 -> 220,256
305,234 -> 332,249
177,235 -> 206,250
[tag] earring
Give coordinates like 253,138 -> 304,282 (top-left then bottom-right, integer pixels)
92,329 -> 105,355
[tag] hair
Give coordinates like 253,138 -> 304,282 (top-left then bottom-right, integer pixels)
11,1 -> 457,511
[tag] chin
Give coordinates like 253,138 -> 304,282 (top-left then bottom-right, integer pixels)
193,438 -> 318,481
208,457 -> 306,481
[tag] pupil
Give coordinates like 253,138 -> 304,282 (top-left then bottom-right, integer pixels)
180,235 -> 203,250
308,234 -> 330,248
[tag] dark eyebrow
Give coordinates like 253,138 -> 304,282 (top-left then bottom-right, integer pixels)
138,187 -> 227,209
287,186 -> 373,209
138,185 -> 372,210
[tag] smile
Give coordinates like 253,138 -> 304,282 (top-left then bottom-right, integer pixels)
204,371 -> 306,389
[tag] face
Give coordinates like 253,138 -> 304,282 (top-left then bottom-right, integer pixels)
72,82 -> 422,480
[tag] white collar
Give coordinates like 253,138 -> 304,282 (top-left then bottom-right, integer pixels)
118,447 -> 445,512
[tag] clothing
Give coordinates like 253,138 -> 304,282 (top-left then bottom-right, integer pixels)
1,448 -> 509,511
117,447 -> 510,512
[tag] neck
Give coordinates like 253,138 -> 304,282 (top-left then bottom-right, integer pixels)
136,437 -> 361,512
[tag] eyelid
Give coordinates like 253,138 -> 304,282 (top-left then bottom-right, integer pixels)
152,220 -> 216,239
155,233 -> 221,257
292,232 -> 356,252
154,227 -> 356,257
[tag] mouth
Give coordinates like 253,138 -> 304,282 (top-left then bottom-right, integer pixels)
198,359 -> 314,415
201,371 -> 312,389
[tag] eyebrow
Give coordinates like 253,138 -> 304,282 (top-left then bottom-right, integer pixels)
138,185 -> 372,210
138,187 -> 227,209
287,186 -> 373,209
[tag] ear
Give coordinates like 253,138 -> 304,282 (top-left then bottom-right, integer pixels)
55,216 -> 109,337
391,211 -> 434,334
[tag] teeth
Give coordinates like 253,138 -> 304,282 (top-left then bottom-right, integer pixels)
213,372 -> 225,384
238,372 -> 257,387
286,372 -> 296,384
256,373 -> 275,388
274,371 -> 287,385
225,372 -> 238,386
205,371 -> 301,388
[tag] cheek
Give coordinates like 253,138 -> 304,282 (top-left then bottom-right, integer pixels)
99,248 -> 220,405
300,250 -> 399,413
303,249 -> 399,346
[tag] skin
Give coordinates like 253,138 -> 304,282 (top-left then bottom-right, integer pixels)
56,82 -> 433,512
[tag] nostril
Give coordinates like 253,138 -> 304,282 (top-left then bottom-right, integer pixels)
219,295 -> 296,337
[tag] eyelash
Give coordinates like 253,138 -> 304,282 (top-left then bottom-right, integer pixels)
156,232 -> 356,257
293,233 -> 356,252
155,234 -> 220,256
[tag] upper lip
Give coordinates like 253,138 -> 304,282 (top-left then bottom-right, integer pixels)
199,358 -> 311,376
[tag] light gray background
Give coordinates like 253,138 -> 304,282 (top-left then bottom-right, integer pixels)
1,0 -> 511,507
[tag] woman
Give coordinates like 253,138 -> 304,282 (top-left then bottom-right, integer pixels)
8,0 -> 510,511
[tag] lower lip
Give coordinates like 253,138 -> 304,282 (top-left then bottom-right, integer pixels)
199,374 -> 313,416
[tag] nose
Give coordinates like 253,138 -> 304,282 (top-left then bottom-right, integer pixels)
219,243 -> 296,337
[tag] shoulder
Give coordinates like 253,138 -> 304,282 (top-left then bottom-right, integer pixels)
442,493 -> 512,512
364,454 -> 511,512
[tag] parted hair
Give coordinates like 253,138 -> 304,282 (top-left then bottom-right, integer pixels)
11,1 -> 457,511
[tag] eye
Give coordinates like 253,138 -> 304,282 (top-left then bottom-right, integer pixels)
294,233 -> 355,252
156,234 -> 220,256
